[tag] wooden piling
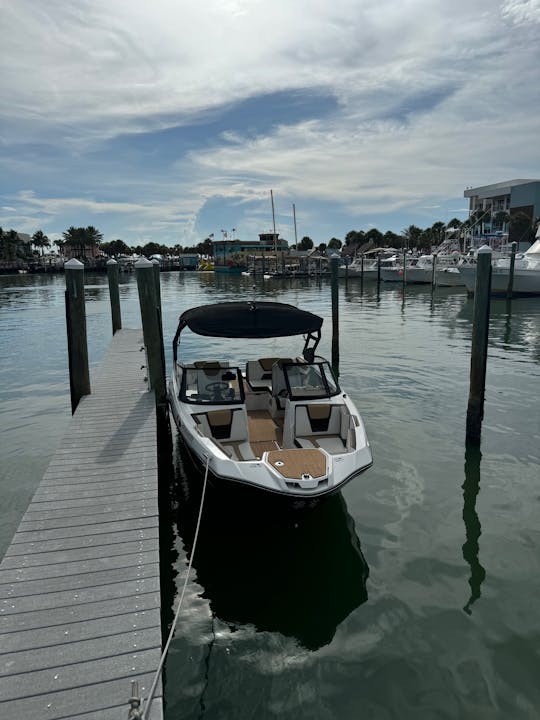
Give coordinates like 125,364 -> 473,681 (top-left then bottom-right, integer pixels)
152,259 -> 162,309
506,241 -> 517,299
402,249 -> 407,289
466,246 -> 492,442
106,259 -> 122,334
64,259 -> 91,413
135,258 -> 167,409
377,252 -> 381,286
360,254 -> 364,292
431,253 -> 437,288
330,256 -> 340,377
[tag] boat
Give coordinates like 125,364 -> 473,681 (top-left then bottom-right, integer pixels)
458,235 -> 540,296
338,250 -> 400,280
168,301 -> 373,498
379,254 -> 419,282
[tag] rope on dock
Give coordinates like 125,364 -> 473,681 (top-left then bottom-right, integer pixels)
131,455 -> 211,720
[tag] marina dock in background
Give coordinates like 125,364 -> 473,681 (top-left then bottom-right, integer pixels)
0,329 -> 163,720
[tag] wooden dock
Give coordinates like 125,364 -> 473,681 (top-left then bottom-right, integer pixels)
0,329 -> 163,720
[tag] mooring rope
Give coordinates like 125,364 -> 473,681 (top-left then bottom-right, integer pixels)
134,455 -> 211,720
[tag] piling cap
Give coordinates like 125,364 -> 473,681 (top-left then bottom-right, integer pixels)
477,245 -> 492,254
64,258 -> 84,269
134,257 -> 153,268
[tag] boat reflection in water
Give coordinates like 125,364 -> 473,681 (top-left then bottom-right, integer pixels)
173,445 -> 369,651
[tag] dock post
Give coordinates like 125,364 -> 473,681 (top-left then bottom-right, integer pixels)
431,253 -> 437,288
152,258 -> 162,309
64,258 -> 91,413
330,256 -> 340,377
360,253 -> 364,292
135,258 -> 167,410
377,252 -> 381,286
506,241 -> 517,299
106,259 -> 122,334
402,249 -> 407,289
466,246 -> 492,443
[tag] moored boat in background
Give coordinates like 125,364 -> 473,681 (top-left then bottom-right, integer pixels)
459,234 -> 540,296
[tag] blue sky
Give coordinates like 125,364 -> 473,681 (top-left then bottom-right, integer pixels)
1,0 -> 539,248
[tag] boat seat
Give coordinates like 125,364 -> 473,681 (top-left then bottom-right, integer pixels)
193,408 -> 248,442
294,404 -> 341,436
295,435 -> 346,454
246,357 -> 280,390
220,440 -> 257,461
294,404 -> 352,454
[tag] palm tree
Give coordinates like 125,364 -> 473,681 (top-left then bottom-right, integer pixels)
2,229 -> 19,261
54,238 -> 66,254
430,221 -> 446,245
32,230 -> 50,256
298,236 -> 314,251
85,225 -> 103,248
327,237 -> 342,251
402,225 -> 423,250
63,226 -> 84,259
62,226 -> 103,259
509,211 -> 535,244
493,211 -> 509,231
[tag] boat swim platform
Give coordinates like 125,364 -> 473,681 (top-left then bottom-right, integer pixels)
0,329 -> 163,720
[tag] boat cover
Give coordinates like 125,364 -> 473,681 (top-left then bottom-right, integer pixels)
178,301 -> 323,338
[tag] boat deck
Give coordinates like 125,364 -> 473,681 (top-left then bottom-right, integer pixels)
247,410 -> 282,458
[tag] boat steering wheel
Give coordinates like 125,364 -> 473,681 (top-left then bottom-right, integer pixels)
205,381 -> 229,393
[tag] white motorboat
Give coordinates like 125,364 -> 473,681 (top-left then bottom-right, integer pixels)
458,236 -> 540,296
168,301 -> 373,498
435,265 -> 466,287
381,253 -> 463,285
379,255 -> 419,282
339,251 -> 400,280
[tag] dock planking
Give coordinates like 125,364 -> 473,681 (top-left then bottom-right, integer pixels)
0,329 -> 163,720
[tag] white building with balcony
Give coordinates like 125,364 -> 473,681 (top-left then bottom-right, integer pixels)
464,179 -> 540,247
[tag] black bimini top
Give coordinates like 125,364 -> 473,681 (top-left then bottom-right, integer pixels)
178,301 -> 323,338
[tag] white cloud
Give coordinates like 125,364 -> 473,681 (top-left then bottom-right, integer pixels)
1,0 -> 539,243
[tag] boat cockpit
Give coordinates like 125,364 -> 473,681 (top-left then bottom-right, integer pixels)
177,358 -> 340,408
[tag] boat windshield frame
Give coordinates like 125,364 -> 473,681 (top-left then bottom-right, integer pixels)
282,361 -> 341,400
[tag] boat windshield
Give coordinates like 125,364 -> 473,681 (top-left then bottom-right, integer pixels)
180,365 -> 244,405
283,361 -> 340,399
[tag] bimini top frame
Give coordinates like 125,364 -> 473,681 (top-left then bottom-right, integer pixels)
172,301 -> 322,363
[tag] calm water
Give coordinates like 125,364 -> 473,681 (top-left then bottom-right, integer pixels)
1,272 -> 540,719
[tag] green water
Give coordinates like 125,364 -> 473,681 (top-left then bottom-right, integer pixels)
1,272 -> 539,719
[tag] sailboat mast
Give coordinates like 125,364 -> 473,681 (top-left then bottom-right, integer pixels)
270,189 -> 277,255
293,203 -> 298,246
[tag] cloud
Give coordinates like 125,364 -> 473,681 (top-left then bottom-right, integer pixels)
1,1 -> 539,244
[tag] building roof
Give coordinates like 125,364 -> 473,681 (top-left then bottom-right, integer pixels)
464,179 -> 540,199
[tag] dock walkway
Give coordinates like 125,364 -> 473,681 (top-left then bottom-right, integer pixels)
0,329 -> 163,720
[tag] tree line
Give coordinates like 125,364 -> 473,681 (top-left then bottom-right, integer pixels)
2,210 -> 538,264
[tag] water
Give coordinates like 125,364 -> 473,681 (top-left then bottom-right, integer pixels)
1,272 -> 540,719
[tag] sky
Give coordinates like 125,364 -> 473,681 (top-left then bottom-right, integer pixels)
1,0 -> 539,248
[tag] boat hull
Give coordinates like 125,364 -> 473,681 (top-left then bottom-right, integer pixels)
459,266 -> 540,296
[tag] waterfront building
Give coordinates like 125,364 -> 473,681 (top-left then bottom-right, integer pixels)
212,232 -> 288,272
464,179 -> 540,248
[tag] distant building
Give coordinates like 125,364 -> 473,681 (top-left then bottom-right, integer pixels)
212,232 -> 288,272
63,241 -> 100,261
464,179 -> 540,245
